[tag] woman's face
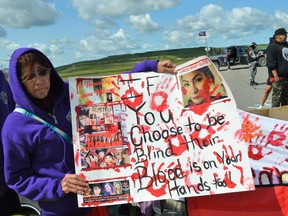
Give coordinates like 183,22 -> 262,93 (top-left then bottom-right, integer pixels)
114,183 -> 121,190
105,184 -> 112,193
99,161 -> 107,168
93,186 -> 102,196
98,151 -> 105,158
104,155 -> 113,164
181,70 -> 211,105
79,114 -> 90,127
21,62 -> 51,99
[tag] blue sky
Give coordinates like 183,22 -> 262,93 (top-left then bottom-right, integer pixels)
0,0 -> 287,68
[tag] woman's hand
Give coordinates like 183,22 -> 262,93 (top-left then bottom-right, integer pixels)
157,60 -> 176,74
61,174 -> 90,195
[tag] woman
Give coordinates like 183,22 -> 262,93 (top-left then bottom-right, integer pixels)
2,47 -> 176,215
104,152 -> 115,167
103,183 -> 115,196
180,66 -> 226,107
2,48 -> 91,216
78,108 -> 93,134
113,181 -> 122,195
92,184 -> 103,196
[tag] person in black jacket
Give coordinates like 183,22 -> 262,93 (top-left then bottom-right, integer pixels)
266,28 -> 288,107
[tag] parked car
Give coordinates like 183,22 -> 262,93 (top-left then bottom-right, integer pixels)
209,45 -> 266,70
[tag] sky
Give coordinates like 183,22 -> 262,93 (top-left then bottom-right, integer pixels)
0,0 -> 288,69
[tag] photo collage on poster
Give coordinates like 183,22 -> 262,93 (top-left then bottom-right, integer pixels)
83,180 -> 130,203
76,77 -> 130,171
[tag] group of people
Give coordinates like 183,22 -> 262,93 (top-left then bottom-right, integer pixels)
255,28 -> 288,108
0,47 -> 176,216
87,181 -> 124,197
0,27 -> 287,216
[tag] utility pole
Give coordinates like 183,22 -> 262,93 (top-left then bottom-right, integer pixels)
199,30 -> 209,56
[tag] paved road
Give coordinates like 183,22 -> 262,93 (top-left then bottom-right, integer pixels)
218,64 -> 271,110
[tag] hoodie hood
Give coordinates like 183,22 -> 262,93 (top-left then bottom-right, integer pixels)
269,37 -> 288,46
9,48 -> 66,116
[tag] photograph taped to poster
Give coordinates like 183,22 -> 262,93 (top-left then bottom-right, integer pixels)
69,56 -> 254,207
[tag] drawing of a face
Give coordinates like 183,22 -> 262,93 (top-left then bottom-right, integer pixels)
181,69 -> 213,106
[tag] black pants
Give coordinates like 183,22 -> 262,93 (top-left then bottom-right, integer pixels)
0,188 -> 21,216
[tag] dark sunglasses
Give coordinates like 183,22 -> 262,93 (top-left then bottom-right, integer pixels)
21,67 -> 51,83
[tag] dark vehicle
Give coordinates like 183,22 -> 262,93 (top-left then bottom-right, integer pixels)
209,45 -> 266,70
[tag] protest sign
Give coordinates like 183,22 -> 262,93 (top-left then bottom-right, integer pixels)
186,110 -> 288,216
68,56 -> 254,207
238,110 -> 288,186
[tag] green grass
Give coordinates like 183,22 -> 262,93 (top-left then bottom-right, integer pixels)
56,45 -> 268,79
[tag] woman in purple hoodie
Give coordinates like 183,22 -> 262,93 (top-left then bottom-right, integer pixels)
2,47 -> 175,216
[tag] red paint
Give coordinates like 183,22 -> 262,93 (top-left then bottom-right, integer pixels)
181,86 -> 188,95
213,151 -> 222,163
248,145 -> 265,160
75,151 -> 79,166
233,164 -> 244,185
70,92 -> 74,100
188,103 -> 210,116
150,91 -> 169,112
79,173 -> 87,179
241,114 -> 262,142
121,87 -> 144,109
223,171 -> 237,188
165,134 -> 188,156
266,124 -> 288,147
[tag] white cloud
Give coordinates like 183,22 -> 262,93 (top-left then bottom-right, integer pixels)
163,30 -> 195,46
79,29 -> 138,55
166,4 -> 274,46
71,0 -> 179,34
274,10 -> 288,27
129,14 -> 159,33
0,39 -> 20,60
0,0 -> 61,28
72,0 -> 179,19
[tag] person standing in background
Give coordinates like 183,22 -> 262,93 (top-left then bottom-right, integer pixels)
258,78 -> 272,109
248,42 -> 259,86
266,28 -> 288,107
226,47 -> 233,71
0,70 -> 21,216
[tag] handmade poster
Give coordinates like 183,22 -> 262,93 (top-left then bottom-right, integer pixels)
185,110 -> 288,216
238,110 -> 288,186
69,56 -> 254,207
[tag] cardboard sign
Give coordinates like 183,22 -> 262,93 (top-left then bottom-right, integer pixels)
69,56 -> 254,207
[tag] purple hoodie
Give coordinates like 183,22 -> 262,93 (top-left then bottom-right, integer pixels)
0,70 -> 15,197
130,59 -> 158,73
2,48 -> 90,216
2,48 -> 158,215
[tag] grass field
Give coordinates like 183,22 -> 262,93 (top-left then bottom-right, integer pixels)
56,44 -> 268,80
